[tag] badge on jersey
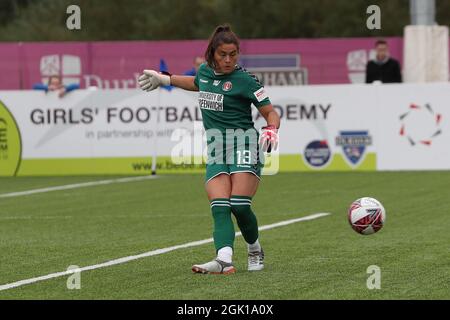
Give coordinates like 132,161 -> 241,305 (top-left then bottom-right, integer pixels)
253,87 -> 268,102
222,81 -> 232,92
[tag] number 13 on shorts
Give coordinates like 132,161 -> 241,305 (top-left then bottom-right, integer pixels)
236,150 -> 252,165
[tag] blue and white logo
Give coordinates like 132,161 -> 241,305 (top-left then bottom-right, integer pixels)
335,131 -> 372,166
303,140 -> 331,168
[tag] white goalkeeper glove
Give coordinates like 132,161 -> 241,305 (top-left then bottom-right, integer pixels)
138,70 -> 171,92
259,125 -> 279,153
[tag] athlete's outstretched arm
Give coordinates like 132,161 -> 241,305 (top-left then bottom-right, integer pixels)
170,75 -> 199,91
138,70 -> 199,92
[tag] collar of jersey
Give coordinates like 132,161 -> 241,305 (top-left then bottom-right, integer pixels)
213,65 -> 238,76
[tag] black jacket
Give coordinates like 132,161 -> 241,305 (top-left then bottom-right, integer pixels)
365,58 -> 402,83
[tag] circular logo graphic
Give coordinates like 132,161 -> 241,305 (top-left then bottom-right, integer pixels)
0,100 -> 22,176
222,81 -> 232,92
303,140 -> 331,168
399,103 -> 442,146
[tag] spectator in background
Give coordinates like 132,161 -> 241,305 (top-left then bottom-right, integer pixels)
183,56 -> 205,76
33,75 -> 80,97
365,39 -> 402,83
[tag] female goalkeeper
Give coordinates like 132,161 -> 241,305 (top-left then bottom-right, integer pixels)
138,24 -> 280,274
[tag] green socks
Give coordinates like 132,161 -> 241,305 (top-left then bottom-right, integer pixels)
230,195 -> 259,245
210,196 -> 260,252
210,198 -> 235,251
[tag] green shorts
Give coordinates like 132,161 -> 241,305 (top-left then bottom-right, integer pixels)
205,138 -> 264,183
205,162 -> 262,183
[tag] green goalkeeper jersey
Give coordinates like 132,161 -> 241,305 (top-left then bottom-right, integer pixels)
194,63 -> 271,133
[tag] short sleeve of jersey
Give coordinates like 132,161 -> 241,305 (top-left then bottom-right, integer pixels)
194,63 -> 206,89
246,74 -> 271,108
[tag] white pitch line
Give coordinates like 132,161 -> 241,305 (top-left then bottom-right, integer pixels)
0,175 -> 159,198
0,212 -> 331,292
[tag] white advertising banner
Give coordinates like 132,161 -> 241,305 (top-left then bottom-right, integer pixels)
0,83 -> 449,176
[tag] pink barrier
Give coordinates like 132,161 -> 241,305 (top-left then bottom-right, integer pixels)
0,37 -> 406,89
0,44 -> 21,89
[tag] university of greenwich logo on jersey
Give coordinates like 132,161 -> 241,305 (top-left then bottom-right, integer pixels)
199,91 -> 224,111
